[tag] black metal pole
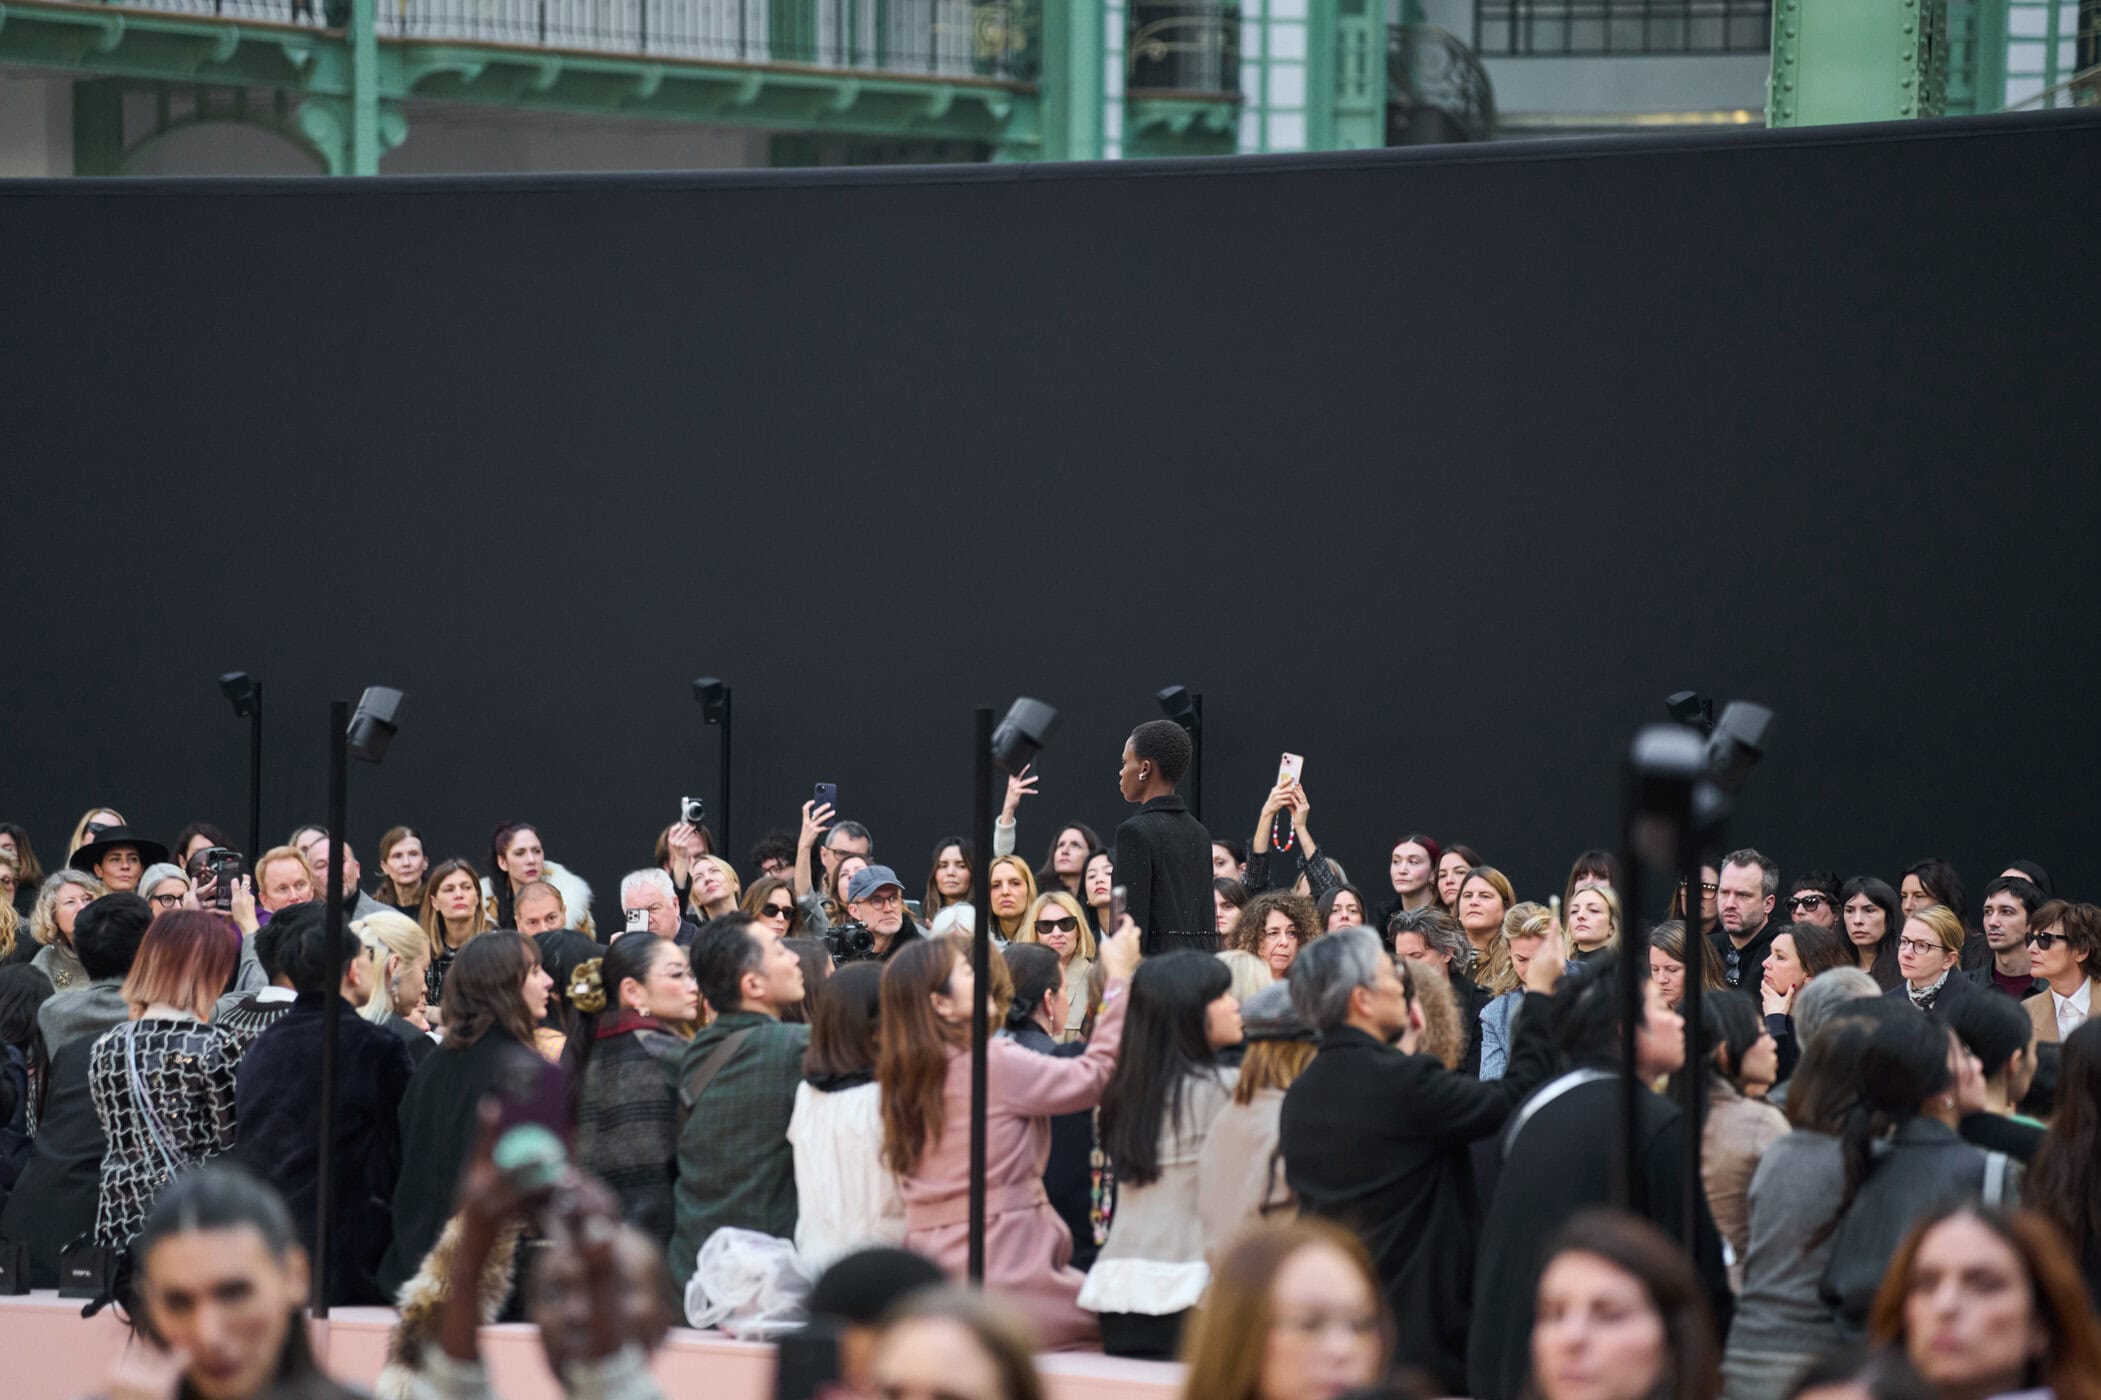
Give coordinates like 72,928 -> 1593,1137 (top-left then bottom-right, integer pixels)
313,699 -> 348,1318
717,688 -> 733,863
1615,757 -> 1647,1215
1679,839 -> 1709,1247
1189,691 -> 1204,823
246,683 -> 264,863
968,706 -> 993,1285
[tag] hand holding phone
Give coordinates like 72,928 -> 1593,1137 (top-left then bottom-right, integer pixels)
1278,752 -> 1305,786
812,782 -> 838,814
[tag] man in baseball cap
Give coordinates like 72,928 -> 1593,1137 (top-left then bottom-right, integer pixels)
844,864 -> 923,962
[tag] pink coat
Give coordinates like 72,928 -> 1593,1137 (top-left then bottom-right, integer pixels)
899,982 -> 1129,1351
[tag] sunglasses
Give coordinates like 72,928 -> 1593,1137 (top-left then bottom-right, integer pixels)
1034,916 -> 1079,935
2026,932 -> 2066,951
1788,894 -> 1830,911
761,903 -> 795,921
1724,948 -> 1742,983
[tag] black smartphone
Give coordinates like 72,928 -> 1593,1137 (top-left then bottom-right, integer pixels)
487,1045 -> 572,1188
812,782 -> 838,812
200,847 -> 245,911
773,1323 -> 842,1400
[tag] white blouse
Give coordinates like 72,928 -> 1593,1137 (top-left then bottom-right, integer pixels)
786,1079 -> 906,1276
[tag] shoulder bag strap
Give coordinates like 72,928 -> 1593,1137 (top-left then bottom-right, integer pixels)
676,1026 -> 760,1130
124,1024 -> 186,1178
1500,1066 -> 1614,1158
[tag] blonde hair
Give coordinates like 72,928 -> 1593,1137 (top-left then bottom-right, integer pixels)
353,909 -> 426,1024
1016,891 -> 1098,962
1564,879 -> 1623,957
0,854 -> 19,961
686,855 -> 743,916
65,808 -> 127,862
1214,948 -> 1275,1002
253,845 -> 309,895
1483,902 -> 1552,996
30,869 -> 107,947
1908,902 -> 1966,956
986,854 -> 1039,942
1233,1038 -> 1316,1105
1409,958 -> 1466,1069
1178,1221 -> 1391,1399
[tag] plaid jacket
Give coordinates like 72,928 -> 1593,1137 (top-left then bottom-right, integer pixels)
667,1010 -> 810,1284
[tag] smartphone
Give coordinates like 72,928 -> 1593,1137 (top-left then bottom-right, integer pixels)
773,1324 -> 843,1400
488,1045 -> 572,1188
1111,883 -> 1128,931
200,847 -> 245,911
1549,894 -> 1563,925
624,907 -> 651,937
812,782 -> 838,812
1278,752 -> 1305,785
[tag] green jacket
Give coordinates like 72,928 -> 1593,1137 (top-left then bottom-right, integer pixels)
667,1010 -> 810,1284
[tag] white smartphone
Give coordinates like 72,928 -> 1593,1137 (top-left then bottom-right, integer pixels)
1278,752 -> 1305,785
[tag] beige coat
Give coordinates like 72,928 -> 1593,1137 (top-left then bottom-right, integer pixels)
1701,1082 -> 1789,1291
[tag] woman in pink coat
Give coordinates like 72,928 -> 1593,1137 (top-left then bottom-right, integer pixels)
877,918 -> 1141,1351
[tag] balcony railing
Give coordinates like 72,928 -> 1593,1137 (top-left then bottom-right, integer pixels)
1476,0 -> 1772,56
88,0 -> 1037,78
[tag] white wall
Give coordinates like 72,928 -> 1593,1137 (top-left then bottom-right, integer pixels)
0,69 -> 71,176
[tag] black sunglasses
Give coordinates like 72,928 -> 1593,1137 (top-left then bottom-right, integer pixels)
2026,932 -> 2065,951
1034,916 -> 1079,934
761,903 -> 795,920
1788,894 -> 1831,911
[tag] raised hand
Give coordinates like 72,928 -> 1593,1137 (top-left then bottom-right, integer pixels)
797,800 -> 834,851
1002,763 -> 1040,822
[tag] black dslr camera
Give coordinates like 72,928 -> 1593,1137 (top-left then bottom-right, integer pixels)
824,921 -> 875,965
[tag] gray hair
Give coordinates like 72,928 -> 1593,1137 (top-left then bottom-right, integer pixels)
1795,966 -> 1881,1046
619,868 -> 675,908
825,820 -> 873,853
30,868 -> 107,946
1289,926 -> 1387,1033
139,863 -> 190,896
1387,907 -> 1469,967
1721,848 -> 1780,899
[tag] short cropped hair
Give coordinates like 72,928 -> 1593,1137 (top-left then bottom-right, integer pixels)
691,912 -> 766,1013
1288,926 -> 1389,1033
1982,876 -> 2045,918
2032,900 -> 2101,965
1721,849 -> 1780,899
1129,719 -> 1193,787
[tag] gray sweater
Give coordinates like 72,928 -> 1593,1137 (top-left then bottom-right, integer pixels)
1725,1130 -> 1848,1360
38,979 -> 130,1057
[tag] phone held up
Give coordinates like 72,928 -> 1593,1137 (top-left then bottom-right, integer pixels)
490,1045 -> 572,1190
812,782 -> 838,813
1278,752 -> 1304,786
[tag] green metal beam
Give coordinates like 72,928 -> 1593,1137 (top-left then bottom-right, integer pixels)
1769,0 -> 1950,125
1330,0 -> 1387,149
71,76 -> 124,174
1039,0 -> 1104,159
348,0 -> 376,172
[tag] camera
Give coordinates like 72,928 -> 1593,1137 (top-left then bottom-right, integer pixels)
680,796 -> 706,826
198,847 -> 246,911
824,920 -> 875,965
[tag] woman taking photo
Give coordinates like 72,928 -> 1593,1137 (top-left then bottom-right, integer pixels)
2025,1019 -> 2101,1300
87,910 -> 245,1251
28,869 -> 105,990
924,836 -> 975,925
1176,1219 -> 1390,1400
1841,876 -> 1905,989
1867,1204 -> 2101,1400
1232,891 -> 1320,981
1080,952 -> 1242,1358
986,854 -> 1038,948
1692,992 -> 1785,1288
484,821 -> 595,937
99,1165 -> 362,1400
418,857 -> 492,1010
1014,891 -> 1096,1044
1651,920 -> 1727,1013
1565,881 -> 1622,961
790,961 -> 904,1273
373,825 -> 428,915
1890,904 -> 1974,1014
379,929 -> 555,1296
1529,1210 -> 1721,1400
880,917 -> 1140,1351
569,932 -> 697,1253
1455,865 -> 1516,971
352,908 -> 436,1061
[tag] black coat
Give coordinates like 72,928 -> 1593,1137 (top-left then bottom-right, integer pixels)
376,1028 -> 526,1296
534,927 -> 603,996
234,994 -> 415,1304
1467,1074 -> 1729,1400
0,1034 -> 105,1286
1113,794 -> 1215,956
1883,968 -> 1977,1018
1004,1021 -> 1099,1271
1280,994 -> 1558,1395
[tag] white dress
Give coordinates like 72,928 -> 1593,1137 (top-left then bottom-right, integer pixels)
786,1079 -> 907,1275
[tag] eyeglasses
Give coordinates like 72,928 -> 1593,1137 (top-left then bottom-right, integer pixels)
761,903 -> 795,920
1788,894 -> 1830,911
1034,916 -> 1079,935
2026,932 -> 2066,951
1897,937 -> 1946,957
150,893 -> 184,909
859,891 -> 903,909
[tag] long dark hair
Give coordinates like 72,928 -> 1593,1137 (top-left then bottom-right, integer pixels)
923,836 -> 975,920
878,937 -> 967,1177
1840,875 -> 1904,987
1035,823 -> 1100,895
2027,1019 -> 2101,1262
805,961 -> 882,1080
1901,857 -> 1968,929
1809,1010 -> 1953,1248
1098,951 -> 1230,1187
135,1165 -> 343,1397
441,929 -> 541,1051
487,821 -> 539,928
1532,1209 -> 1720,1400
1696,990 -> 1766,1094
1002,942 -> 1062,1033
1781,919 -> 1853,982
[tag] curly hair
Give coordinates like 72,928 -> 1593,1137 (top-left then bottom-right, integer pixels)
1408,958 -> 1466,1069
1228,890 -> 1319,958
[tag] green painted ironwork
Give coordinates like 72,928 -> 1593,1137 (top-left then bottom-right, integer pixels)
1327,0 -> 1386,148
1769,0 -> 1948,125
1944,0 -> 2009,111
1039,0 -> 1102,157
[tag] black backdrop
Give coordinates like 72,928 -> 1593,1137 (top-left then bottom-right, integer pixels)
6,111 -> 2099,920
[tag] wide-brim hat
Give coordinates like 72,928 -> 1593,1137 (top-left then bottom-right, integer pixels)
72,826 -> 171,872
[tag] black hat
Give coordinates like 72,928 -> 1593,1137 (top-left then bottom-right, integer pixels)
1240,982 -> 1317,1042
72,826 -> 171,873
